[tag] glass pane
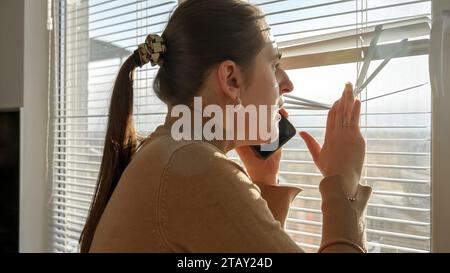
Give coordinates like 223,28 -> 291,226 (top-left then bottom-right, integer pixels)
51,0 -> 175,252
283,54 -> 431,253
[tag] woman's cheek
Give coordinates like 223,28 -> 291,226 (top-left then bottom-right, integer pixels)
272,72 -> 280,98
268,85 -> 281,143
269,79 -> 281,141
273,80 -> 279,92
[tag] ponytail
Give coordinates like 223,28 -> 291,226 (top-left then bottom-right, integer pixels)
80,32 -> 166,252
79,56 -> 138,252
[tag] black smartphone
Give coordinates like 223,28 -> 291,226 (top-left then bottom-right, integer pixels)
250,115 -> 297,159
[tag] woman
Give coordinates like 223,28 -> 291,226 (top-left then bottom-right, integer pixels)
80,0 -> 372,253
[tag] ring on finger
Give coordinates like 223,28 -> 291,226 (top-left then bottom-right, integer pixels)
342,121 -> 353,128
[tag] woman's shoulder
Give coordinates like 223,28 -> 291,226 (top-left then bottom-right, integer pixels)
127,125 -> 253,200
163,140 -> 249,181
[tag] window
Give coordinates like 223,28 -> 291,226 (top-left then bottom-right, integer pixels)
50,0 -> 432,253
248,0 -> 432,253
50,0 -> 178,252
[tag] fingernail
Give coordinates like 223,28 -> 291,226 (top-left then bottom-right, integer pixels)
279,107 -> 288,117
345,84 -> 353,97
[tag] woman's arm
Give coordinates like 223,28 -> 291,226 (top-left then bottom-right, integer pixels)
237,83 -> 371,252
251,182 -> 301,226
300,83 -> 372,252
160,142 -> 304,253
161,140 -> 371,253
254,175 -> 372,253
319,175 -> 372,252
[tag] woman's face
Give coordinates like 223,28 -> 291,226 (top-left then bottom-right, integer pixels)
237,37 -> 294,146
194,30 -> 294,148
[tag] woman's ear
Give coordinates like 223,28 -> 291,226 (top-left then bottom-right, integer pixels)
216,60 -> 244,101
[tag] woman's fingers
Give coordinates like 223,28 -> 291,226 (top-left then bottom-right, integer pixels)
342,86 -> 349,125
325,101 -> 337,141
350,99 -> 361,128
299,131 -> 321,163
335,83 -> 354,129
334,92 -> 344,129
343,83 -> 354,125
279,107 -> 288,118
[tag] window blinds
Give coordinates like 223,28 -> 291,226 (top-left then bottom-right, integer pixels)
245,0 -> 432,253
50,0 -> 178,252
50,0 -> 432,253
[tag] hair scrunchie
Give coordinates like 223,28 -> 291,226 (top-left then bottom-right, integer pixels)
133,34 -> 167,68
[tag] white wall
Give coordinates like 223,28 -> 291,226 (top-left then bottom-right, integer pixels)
0,0 -> 24,109
431,0 -> 450,253
19,0 -> 49,252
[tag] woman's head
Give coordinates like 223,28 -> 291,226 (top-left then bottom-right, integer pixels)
158,0 -> 294,145
155,0 -> 269,106
80,0 -> 293,252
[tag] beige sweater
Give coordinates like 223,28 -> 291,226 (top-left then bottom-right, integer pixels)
89,124 -> 372,252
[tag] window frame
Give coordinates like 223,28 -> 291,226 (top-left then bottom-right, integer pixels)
274,4 -> 433,253
19,0 -> 49,252
430,0 -> 450,253
41,0 -> 450,253
275,1 -> 450,252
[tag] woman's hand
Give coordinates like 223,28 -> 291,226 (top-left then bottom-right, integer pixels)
235,108 -> 289,186
299,83 -> 365,197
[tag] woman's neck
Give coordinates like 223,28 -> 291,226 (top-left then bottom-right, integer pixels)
162,110 -> 237,154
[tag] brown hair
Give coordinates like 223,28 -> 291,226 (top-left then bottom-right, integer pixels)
79,0 -> 268,252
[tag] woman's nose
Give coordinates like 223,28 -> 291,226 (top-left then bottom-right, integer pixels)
278,68 -> 294,95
